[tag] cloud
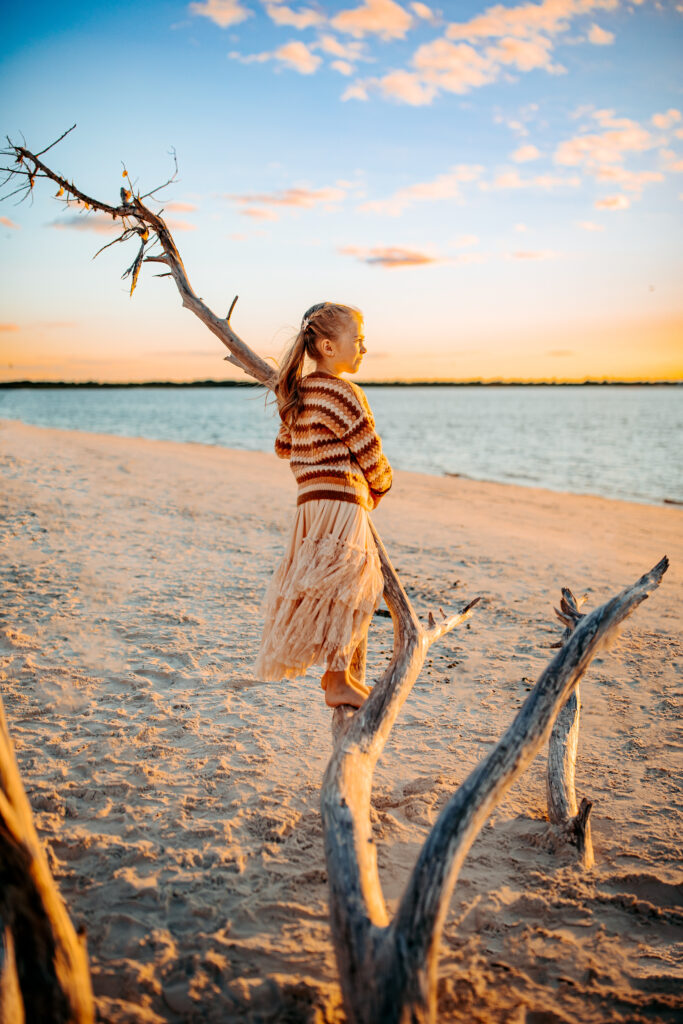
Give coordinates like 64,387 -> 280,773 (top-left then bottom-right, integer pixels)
339,244 -> 439,267
555,115 -> 654,168
511,144 -> 540,162
188,0 -> 252,28
331,0 -> 414,40
547,349 -> 574,356
162,201 -> 198,212
264,1 -> 324,29
342,80 -> 371,100
228,184 -> 347,220
411,2 -> 433,19
514,222 -> 527,232
507,249 -> 558,260
230,39 -> 321,73
587,23 -> 614,44
165,218 -> 197,231
0,216 -> 20,230
481,169 -> 581,190
0,323 -> 20,331
332,59 -> 354,74
317,34 -> 366,62
446,0 -> 619,44
660,149 -> 683,173
240,207 -> 279,220
412,39 -> 497,93
359,164 -> 483,215
594,165 -> 663,191
377,69 -> 437,105
49,213 -> 119,235
577,220 -> 605,230
594,194 -> 629,209
651,108 -> 682,130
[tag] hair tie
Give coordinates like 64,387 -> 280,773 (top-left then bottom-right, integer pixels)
301,317 -> 311,332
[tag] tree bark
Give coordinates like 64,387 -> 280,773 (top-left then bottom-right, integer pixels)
546,589 -> 594,866
0,700 -> 94,1023
323,557 -> 667,1024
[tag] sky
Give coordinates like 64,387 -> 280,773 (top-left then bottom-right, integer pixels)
1,0 -> 682,382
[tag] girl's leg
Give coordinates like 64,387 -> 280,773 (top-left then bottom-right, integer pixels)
321,628 -> 369,690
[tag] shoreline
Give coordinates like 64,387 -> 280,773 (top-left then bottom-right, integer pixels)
2,378 -> 681,387
1,416 -> 679,510
1,419 -> 681,1023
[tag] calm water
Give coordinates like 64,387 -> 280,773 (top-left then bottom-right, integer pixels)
1,385 -> 681,506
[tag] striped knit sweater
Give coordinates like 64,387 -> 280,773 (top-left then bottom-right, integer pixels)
274,370 -> 393,511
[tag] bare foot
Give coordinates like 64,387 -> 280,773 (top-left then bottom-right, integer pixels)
324,677 -> 367,709
321,668 -> 370,696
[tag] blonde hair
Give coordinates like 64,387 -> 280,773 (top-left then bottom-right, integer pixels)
276,301 -> 359,427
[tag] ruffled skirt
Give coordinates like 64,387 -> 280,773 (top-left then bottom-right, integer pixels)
254,499 -> 384,680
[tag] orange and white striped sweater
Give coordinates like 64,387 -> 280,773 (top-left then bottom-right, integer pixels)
274,370 -> 393,511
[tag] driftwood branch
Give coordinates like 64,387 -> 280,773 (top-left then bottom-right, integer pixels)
322,556 -> 667,1023
546,589 -> 594,865
0,699 -> 94,1023
0,129 -> 275,386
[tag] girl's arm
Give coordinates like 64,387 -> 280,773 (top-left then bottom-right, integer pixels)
274,419 -> 292,460
339,386 -> 393,498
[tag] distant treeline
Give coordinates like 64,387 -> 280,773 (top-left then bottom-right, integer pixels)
0,378 -> 679,389
0,379 -> 680,389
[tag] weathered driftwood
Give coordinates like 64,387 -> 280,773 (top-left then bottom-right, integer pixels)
321,557 -> 667,1024
546,588 -> 594,865
0,132 -> 670,1024
0,699 -> 94,1023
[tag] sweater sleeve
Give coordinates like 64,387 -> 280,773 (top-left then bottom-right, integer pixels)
274,418 -> 292,460
337,382 -> 393,496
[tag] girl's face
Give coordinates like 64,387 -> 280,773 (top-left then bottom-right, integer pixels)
319,314 -> 367,376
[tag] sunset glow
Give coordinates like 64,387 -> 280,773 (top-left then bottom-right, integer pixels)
1,0 -> 682,382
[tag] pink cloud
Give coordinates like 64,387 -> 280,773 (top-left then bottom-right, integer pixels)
332,0 -> 414,40
264,1 -> 323,29
446,0 -> 618,43
594,194 -> 630,210
230,40 -> 321,74
229,185 -> 346,215
587,23 -> 614,44
189,0 -> 251,28
511,144 -> 540,162
162,201 -> 198,212
377,69 -> 437,105
577,220 -> 605,231
359,165 -> 483,215
652,108 -> 682,131
0,216 -> 20,230
0,323 -> 20,331
339,244 -> 438,268
49,213 -> 119,235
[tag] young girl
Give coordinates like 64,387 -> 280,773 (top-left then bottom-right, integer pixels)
254,301 -> 393,709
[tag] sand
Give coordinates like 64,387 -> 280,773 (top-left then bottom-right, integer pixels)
0,417 -> 681,1024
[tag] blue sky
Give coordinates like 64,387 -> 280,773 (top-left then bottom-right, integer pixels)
1,0 -> 682,380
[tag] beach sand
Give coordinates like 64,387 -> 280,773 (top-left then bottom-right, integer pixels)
1,417 -> 681,1023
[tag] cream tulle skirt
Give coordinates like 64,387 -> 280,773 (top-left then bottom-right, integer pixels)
254,499 -> 384,681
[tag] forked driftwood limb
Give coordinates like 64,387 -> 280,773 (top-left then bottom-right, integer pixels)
546,589 -> 594,865
0,699 -> 94,1023
0,129 -> 276,389
322,556 -> 667,1024
0,131 -> 670,1023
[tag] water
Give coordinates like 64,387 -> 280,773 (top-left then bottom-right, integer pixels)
1,384 -> 681,507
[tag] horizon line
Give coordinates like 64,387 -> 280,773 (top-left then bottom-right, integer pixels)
1,377 -> 681,388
